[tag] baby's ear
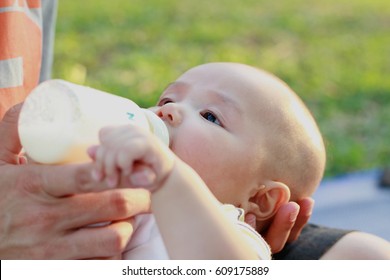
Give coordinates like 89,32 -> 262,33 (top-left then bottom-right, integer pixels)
250,181 -> 291,221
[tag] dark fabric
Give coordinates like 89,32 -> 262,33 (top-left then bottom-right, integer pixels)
273,223 -> 352,260
379,168 -> 390,187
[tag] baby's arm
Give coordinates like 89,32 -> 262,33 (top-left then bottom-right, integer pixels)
90,124 -> 262,259
152,160 -> 264,259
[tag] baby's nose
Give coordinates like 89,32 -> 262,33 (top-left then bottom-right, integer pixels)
157,103 -> 182,126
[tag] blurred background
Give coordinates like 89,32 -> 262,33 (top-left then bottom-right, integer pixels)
53,0 -> 390,178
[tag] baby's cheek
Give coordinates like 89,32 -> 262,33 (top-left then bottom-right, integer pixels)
172,134 -> 214,171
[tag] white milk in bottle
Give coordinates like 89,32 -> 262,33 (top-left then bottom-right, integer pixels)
18,80 -> 169,164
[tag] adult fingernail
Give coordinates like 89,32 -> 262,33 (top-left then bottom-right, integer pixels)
290,209 -> 299,222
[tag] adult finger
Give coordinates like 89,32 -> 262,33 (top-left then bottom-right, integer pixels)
287,197 -> 314,243
0,103 -> 23,164
17,162 -> 109,197
55,188 -> 151,230
35,160 -> 157,197
50,220 -> 135,259
263,202 -> 300,254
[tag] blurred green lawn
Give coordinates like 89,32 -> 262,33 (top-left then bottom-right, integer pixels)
54,0 -> 390,177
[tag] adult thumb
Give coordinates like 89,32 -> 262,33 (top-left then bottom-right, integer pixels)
0,103 -> 23,163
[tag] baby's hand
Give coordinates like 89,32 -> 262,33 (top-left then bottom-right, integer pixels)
88,124 -> 174,191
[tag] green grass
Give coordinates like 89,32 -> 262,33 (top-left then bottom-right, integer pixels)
54,0 -> 390,177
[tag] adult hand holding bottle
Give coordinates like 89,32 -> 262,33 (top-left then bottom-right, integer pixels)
0,103 -> 151,259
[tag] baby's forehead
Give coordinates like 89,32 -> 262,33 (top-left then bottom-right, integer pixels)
217,72 -> 288,113
177,63 -> 295,115
190,64 -> 287,97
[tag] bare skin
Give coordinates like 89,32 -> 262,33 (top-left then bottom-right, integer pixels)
0,102 -> 312,259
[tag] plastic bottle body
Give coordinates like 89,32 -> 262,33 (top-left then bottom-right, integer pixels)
18,80 -> 169,164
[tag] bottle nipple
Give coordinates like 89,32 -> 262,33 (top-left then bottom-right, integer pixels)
142,109 -> 170,146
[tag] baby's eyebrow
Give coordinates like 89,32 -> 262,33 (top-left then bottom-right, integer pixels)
160,82 -> 190,102
208,90 -> 242,115
162,82 -> 242,114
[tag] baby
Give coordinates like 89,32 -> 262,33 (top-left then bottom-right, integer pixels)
89,62 -> 326,259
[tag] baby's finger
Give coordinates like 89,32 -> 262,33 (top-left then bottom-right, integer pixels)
87,145 -> 98,160
116,142 -> 137,175
129,164 -> 157,187
104,150 -> 120,188
92,146 -> 106,182
98,125 -> 117,143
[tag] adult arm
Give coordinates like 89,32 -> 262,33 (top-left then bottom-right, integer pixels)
320,231 -> 390,260
0,104 -> 151,259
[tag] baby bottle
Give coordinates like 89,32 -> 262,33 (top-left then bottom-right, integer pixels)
18,79 -> 169,164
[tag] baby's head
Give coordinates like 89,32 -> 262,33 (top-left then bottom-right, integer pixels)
155,62 -> 325,230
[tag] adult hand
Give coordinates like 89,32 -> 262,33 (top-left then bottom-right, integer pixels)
261,198 -> 314,254
0,104 -> 151,259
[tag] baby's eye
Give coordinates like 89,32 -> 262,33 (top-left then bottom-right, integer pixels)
201,111 -> 222,127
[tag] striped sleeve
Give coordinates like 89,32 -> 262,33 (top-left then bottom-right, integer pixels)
0,0 -> 42,118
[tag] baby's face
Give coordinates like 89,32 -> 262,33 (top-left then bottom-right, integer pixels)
153,63 -> 268,206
